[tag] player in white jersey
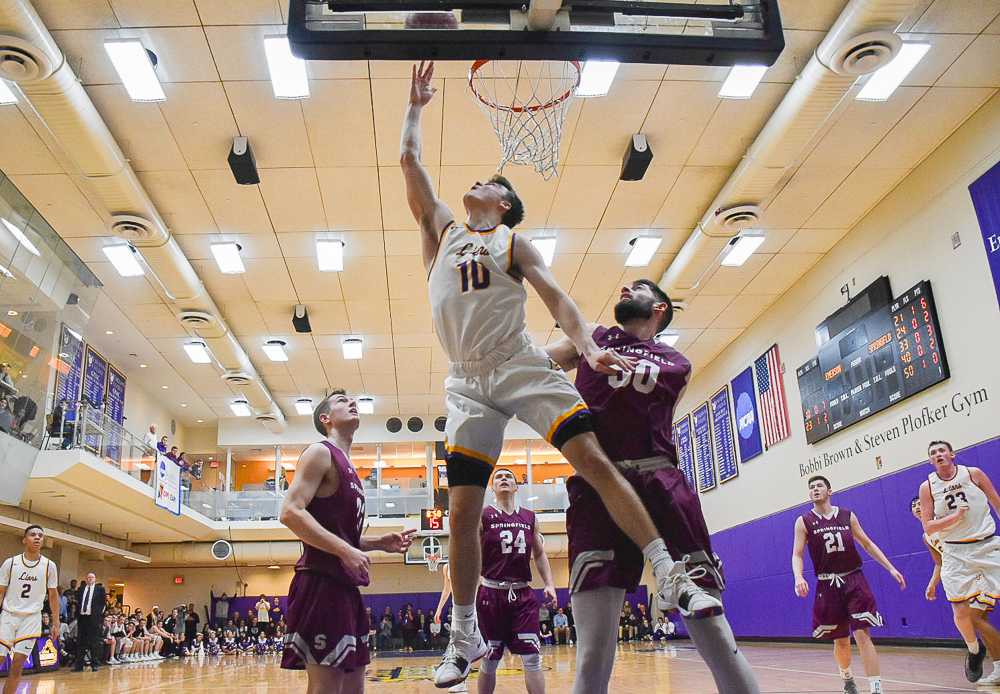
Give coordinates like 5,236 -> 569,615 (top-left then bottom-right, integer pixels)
917,440 -> 1000,683
400,61 -> 721,689
0,525 -> 59,694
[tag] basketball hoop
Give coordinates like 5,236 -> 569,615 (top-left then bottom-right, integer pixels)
469,60 -> 581,180
427,552 -> 442,572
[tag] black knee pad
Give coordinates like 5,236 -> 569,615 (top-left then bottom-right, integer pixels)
552,410 -> 593,450
446,453 -> 493,488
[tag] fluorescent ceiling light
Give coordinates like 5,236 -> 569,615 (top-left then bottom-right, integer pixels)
210,242 -> 245,274
294,398 -> 313,415
625,236 -> 662,267
719,65 -> 767,99
2,218 -> 40,257
264,36 -> 309,99
267,565 -> 281,570
229,400 -> 252,417
262,340 -> 288,362
721,233 -> 766,267
0,80 -> 16,105
183,341 -> 212,364
531,236 -> 557,267
856,43 -> 931,102
102,244 -> 144,277
577,60 -> 619,97
657,332 -> 680,347
0,263 -> 13,279
103,40 -> 165,102
316,239 -> 344,272
357,396 -> 374,415
385,502 -> 396,508
342,336 -> 363,360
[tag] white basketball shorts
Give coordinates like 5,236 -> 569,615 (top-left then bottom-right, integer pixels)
0,611 -> 42,658
941,535 -> 1000,611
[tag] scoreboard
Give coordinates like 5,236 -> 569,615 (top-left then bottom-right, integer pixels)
796,279 -> 949,444
420,507 -> 446,532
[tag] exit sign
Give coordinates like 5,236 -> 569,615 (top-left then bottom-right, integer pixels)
174,576 -> 184,585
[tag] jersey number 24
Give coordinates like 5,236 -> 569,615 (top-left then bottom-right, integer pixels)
500,529 -> 527,555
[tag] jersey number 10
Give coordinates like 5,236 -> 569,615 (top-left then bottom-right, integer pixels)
459,260 -> 490,293
500,529 -> 527,555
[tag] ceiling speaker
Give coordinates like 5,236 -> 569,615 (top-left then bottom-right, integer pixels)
407,416 -> 424,432
386,417 -> 402,433
434,416 -> 447,432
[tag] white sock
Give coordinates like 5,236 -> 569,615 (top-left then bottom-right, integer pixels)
839,667 -> 853,681
642,539 -> 674,576
967,639 -> 980,653
869,676 -> 881,693
452,603 -> 476,634
993,660 -> 1000,673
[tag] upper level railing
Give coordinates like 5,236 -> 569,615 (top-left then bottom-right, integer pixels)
56,406 -> 571,522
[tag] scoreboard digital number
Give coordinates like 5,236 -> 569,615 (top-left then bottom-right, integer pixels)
796,279 -> 949,445
421,507 -> 446,532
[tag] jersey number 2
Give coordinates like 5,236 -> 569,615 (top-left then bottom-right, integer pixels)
608,359 -> 660,394
500,529 -> 527,555
823,532 -> 845,554
20,583 -> 31,599
459,260 -> 490,293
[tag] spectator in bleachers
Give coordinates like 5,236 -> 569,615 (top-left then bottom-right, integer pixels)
540,621 -> 554,645
143,423 -> 157,449
416,608 -> 428,649
158,436 -> 168,454
268,597 -> 282,635
255,594 -> 270,629
232,610 -> 244,635
378,614 -> 393,651
247,612 -> 261,640
212,590 -> 231,628
553,607 -> 571,645
401,605 -> 418,652
382,605 -> 394,627
183,602 -> 199,645
0,397 -> 14,433
539,602 -> 551,634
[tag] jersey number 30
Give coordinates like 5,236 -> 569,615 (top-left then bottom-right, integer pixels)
459,260 -> 490,293
500,529 -> 527,555
608,359 -> 660,394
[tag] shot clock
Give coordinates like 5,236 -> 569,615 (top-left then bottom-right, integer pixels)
420,507 -> 446,532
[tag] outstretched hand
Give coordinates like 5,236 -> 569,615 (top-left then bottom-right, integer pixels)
410,61 -> 437,106
380,529 -> 417,554
586,349 -> 637,376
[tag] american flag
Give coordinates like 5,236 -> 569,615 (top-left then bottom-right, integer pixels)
754,344 -> 790,449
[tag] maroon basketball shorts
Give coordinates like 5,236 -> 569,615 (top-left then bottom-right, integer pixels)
811,570 -> 882,640
567,464 -> 722,595
281,570 -> 370,672
477,584 -> 541,659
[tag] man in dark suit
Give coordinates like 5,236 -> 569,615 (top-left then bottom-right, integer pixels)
74,572 -> 105,671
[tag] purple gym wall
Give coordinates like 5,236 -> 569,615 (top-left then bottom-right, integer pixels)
714,436 -> 1000,641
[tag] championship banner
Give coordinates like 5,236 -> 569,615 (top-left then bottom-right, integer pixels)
672,415 -> 696,491
969,159 -> 1000,310
730,366 -> 763,463
154,453 -> 181,516
692,403 -> 716,493
710,385 -> 739,484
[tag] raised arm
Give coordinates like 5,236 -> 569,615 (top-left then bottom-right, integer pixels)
515,239 -> 633,376
850,512 -> 905,590
279,443 -> 370,581
791,516 -> 809,597
919,480 -> 967,535
532,529 -> 557,606
400,61 -> 453,270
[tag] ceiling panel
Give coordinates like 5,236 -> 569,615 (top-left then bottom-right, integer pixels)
109,0 -> 199,27
547,166 -> 620,228
193,0 -> 283,25
670,294 -> 734,329
371,78 -> 444,166
566,81 -> 660,165
317,167 -> 385,231
651,166 -> 731,228
911,0 -> 1000,34
346,301 -> 392,334
192,169 -> 273,235
742,253 -> 823,295
174,232 -> 281,260
302,301 -> 351,334
804,166 -> 909,229
158,83 -> 240,170
761,165 -> 853,229
641,82 -> 720,165
697,254 -> 774,296
137,171 -> 219,234
687,83 -> 789,167
385,256 -> 425,300
8,174 -> 106,238
203,24 -> 282,82
781,228 -> 849,254
599,166 -> 682,230
0,109 -> 62,175
285,259 -> 345,301
31,0 -> 118,29
936,35 -> 1000,87
303,80 -> 378,167
441,78 -> 509,166
258,168 -> 326,232
710,295 -> 776,330
89,85 -> 188,172
224,81 -> 313,168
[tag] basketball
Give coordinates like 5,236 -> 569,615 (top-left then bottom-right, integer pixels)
404,11 -> 459,29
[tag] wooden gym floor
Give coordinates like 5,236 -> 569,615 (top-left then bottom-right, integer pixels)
13,642 -> 987,692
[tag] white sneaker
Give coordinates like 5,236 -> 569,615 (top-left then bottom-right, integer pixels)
448,683 -> 470,693
108,657 -> 119,665
656,558 -> 724,620
979,668 -> 1000,685
433,626 -> 487,688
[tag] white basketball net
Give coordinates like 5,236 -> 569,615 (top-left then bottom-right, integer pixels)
469,60 -> 581,180
426,553 -> 441,572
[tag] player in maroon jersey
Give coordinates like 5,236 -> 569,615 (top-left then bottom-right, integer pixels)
436,468 -> 556,694
279,389 -> 415,693
792,476 -> 905,694
545,279 -> 755,694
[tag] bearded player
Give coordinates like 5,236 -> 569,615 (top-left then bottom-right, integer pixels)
280,390 -> 414,693
546,280 -> 759,694
0,525 -> 60,694
435,468 -> 557,694
792,476 -> 905,694
401,61 -> 721,689
917,440 -> 1000,683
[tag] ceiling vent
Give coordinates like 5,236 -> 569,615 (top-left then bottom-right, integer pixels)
825,31 -> 901,76
222,370 -> 252,387
178,311 -> 215,329
712,204 -> 762,235
109,214 -> 157,242
210,540 -> 233,561
0,35 -> 54,82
